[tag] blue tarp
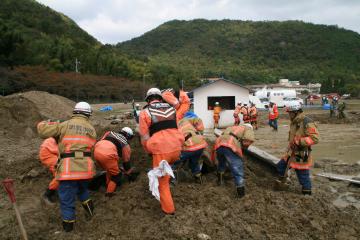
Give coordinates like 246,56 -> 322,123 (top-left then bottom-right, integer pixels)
322,104 -> 331,110
100,106 -> 113,111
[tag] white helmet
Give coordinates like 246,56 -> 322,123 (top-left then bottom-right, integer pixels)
243,123 -> 253,130
145,88 -> 162,101
73,102 -> 92,116
121,127 -> 134,140
215,102 -> 219,105
286,101 -> 302,112
135,103 -> 140,107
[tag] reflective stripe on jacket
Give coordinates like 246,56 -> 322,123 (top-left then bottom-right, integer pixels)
37,114 -> 97,180
285,112 -> 320,170
214,125 -> 247,157
139,100 -> 184,154
178,118 -> 208,152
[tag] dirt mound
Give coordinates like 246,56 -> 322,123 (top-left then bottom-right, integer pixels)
20,91 -> 75,120
0,91 -> 75,139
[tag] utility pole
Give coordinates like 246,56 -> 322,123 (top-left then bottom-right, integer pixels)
75,58 -> 81,73
181,79 -> 184,90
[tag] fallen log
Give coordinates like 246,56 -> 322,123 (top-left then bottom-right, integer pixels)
316,172 -> 360,185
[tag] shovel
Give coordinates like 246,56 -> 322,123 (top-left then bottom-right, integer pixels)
274,156 -> 292,191
2,179 -> 28,240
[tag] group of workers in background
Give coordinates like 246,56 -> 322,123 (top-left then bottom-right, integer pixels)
36,87 -> 319,233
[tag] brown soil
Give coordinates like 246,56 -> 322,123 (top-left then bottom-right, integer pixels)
0,93 -> 360,240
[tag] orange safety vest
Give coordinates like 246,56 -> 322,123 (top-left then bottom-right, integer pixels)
37,114 -> 97,180
94,131 -> 130,168
148,102 -> 177,136
214,125 -> 246,157
139,100 -> 185,154
268,104 -> 279,120
178,118 -> 208,152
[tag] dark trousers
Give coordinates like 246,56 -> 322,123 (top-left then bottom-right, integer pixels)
216,146 -> 244,187
58,180 -> 90,221
277,159 -> 311,190
269,119 -> 278,130
173,149 -> 204,175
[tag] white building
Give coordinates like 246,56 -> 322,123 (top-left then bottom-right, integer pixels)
192,79 -> 250,129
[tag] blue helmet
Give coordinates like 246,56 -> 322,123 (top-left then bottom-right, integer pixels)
184,111 -> 198,119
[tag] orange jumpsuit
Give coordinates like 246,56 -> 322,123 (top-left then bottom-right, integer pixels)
162,90 -> 191,121
233,105 -> 242,125
249,105 -> 258,128
94,131 -> 131,193
213,106 -> 222,127
241,106 -> 250,123
39,137 -> 59,190
139,100 -> 184,214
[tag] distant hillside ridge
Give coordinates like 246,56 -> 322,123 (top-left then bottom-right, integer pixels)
117,19 -> 360,95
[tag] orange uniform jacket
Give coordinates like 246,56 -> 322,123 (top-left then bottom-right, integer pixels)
139,100 -> 184,154
233,105 -> 242,118
94,131 -> 131,173
39,137 -> 60,190
241,106 -> 250,123
214,125 -> 255,158
39,137 -> 59,173
162,90 -> 190,121
250,106 -> 257,121
268,104 -> 279,120
37,114 -> 97,181
178,118 -> 207,152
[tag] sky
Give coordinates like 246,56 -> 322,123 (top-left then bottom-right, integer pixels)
36,0 -> 360,44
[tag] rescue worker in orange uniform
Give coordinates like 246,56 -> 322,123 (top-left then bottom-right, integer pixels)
249,103 -> 258,130
233,102 -> 242,126
39,136 -> 60,204
94,127 -> 137,197
173,112 -> 208,183
139,88 -> 184,214
241,103 -> 250,124
37,102 -> 96,232
268,102 -> 279,131
213,102 -> 222,128
276,101 -> 319,195
214,124 -> 255,198
162,88 -> 191,121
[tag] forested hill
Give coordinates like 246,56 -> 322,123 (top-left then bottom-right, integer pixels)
118,19 -> 360,94
0,0 -> 98,69
0,0 -> 146,79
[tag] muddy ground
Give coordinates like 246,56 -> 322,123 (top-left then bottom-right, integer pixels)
0,92 -> 360,240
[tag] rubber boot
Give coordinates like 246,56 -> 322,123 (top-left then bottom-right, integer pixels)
194,173 -> 203,184
236,186 -> 245,198
217,172 -> 224,186
42,188 -> 57,205
81,199 -> 94,221
62,220 -> 74,232
302,189 -> 312,196
274,176 -> 290,191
